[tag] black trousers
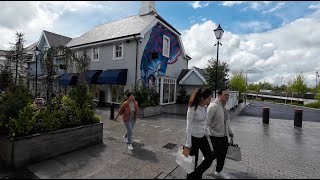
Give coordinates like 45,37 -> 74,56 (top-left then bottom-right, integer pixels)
186,136 -> 215,179
210,136 -> 229,173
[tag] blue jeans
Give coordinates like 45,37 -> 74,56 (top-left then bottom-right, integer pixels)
124,118 -> 135,144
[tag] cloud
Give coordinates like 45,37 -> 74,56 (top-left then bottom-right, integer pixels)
262,2 -> 286,14
0,1 -> 139,50
191,1 -> 211,9
236,21 -> 273,33
221,1 -> 245,7
181,13 -> 320,86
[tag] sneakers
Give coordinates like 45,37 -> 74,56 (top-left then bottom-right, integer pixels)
128,144 -> 133,151
214,171 -> 231,179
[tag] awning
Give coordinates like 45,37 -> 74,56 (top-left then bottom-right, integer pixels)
85,70 -> 103,84
97,69 -> 127,85
58,73 -> 78,85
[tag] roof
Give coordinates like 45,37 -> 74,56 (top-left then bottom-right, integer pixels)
43,30 -> 72,47
177,69 -> 190,82
194,67 -> 205,77
66,14 -> 156,48
25,42 -> 38,54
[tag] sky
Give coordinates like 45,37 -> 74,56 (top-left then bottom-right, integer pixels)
1,1 -> 320,87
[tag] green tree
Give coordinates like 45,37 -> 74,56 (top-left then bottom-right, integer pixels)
229,71 -> 246,93
6,32 -> 28,85
204,58 -> 229,92
0,65 -> 13,92
289,72 -> 308,99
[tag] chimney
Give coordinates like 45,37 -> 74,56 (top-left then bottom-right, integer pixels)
139,1 -> 157,16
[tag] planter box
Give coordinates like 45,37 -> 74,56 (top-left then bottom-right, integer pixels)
138,105 -> 162,118
0,122 -> 103,169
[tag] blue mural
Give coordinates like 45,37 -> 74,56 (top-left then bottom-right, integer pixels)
140,23 -> 181,86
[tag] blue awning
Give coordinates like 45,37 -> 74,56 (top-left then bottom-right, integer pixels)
58,73 -> 78,85
97,69 -> 128,85
85,70 -> 103,84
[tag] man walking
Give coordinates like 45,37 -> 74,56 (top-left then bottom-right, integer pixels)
205,88 -> 233,179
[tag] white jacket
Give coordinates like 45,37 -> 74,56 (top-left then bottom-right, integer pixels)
185,105 -> 207,147
205,98 -> 233,137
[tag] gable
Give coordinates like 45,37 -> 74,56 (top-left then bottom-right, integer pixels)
183,72 -> 206,85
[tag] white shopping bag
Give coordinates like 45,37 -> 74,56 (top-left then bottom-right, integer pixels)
175,147 -> 195,174
226,138 -> 242,161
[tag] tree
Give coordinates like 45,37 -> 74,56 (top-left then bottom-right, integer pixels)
290,72 -> 308,100
204,58 -> 229,92
229,71 -> 246,101
6,32 -> 28,85
229,71 -> 246,93
0,65 -> 13,92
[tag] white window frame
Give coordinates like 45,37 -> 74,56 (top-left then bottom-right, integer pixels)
111,85 -> 125,103
92,47 -> 99,62
113,43 -> 124,60
162,35 -> 170,58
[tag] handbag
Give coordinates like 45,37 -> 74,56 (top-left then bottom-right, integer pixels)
226,138 -> 242,161
175,146 -> 196,174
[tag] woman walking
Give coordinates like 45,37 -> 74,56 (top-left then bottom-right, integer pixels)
115,92 -> 139,151
185,88 -> 215,179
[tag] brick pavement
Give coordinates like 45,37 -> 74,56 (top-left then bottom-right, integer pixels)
1,103 -> 320,179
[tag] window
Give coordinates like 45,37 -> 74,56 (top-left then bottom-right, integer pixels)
111,85 -> 124,103
92,48 -> 99,61
113,43 -> 123,60
162,35 -> 170,58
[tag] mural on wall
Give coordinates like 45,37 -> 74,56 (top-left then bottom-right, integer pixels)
140,23 -> 181,86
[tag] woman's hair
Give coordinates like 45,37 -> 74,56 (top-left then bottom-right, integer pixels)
188,88 -> 212,109
127,92 -> 135,99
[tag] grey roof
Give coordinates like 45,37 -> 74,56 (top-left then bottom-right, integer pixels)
177,67 -> 205,83
25,42 -> 38,54
177,69 -> 190,82
0,50 -> 8,56
66,14 -> 156,48
194,67 -> 205,77
43,30 -> 72,47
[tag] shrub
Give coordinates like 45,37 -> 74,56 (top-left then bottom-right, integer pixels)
8,103 -> 37,138
0,85 -> 33,131
131,85 -> 160,107
305,101 -> 320,109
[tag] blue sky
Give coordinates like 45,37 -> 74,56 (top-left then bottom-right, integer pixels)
0,1 -> 320,86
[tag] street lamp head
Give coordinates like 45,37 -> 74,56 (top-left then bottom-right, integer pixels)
35,46 -> 40,56
214,24 -> 224,40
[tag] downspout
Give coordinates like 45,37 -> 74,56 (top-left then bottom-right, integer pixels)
134,35 -> 139,88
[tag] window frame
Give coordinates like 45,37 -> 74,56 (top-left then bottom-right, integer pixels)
162,35 -> 170,58
92,47 -> 99,62
113,43 -> 124,60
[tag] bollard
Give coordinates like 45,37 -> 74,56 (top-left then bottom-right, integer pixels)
262,107 -> 269,124
109,103 -> 115,119
294,109 -> 303,127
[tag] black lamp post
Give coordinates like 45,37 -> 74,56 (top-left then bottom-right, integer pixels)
34,46 -> 40,98
213,24 -> 224,98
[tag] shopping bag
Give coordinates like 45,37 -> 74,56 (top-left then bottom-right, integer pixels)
226,138 -> 241,161
175,147 -> 195,174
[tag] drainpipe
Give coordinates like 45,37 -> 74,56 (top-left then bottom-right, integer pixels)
134,35 -> 139,88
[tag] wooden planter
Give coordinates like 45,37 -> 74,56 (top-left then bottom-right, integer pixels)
138,105 -> 162,118
0,122 -> 103,169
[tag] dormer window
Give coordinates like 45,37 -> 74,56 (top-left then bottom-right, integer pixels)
163,35 -> 170,58
113,43 -> 123,60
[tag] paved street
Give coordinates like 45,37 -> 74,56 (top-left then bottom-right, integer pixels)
240,100 -> 320,123
13,103 -> 319,179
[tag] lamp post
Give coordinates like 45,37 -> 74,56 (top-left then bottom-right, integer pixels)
245,69 -> 250,105
34,46 -> 40,98
213,24 -> 224,98
316,70 -> 320,88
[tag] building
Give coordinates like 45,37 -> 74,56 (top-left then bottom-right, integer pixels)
62,1 -> 192,105
177,66 -> 207,96
27,31 -> 72,97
